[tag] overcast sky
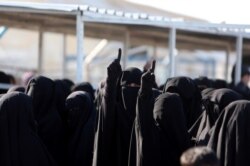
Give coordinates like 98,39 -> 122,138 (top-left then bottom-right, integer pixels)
127,0 -> 250,24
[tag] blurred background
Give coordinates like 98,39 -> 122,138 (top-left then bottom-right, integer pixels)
0,0 -> 249,87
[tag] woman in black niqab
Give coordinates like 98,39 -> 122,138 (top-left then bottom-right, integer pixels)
0,92 -> 56,166
26,76 -> 66,166
134,61 -> 189,166
93,49 -> 149,166
195,88 -> 241,145
66,91 -> 95,166
208,100 -> 250,166
163,76 -> 202,129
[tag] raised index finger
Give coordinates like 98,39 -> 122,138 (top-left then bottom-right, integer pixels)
150,60 -> 156,73
117,48 -> 122,62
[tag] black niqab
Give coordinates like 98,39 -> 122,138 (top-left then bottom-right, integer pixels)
0,92 -> 56,166
208,100 -> 250,166
66,91 -> 95,166
153,93 -> 190,166
26,76 -> 66,166
195,88 -> 241,145
135,91 -> 190,166
71,82 -> 95,101
163,76 -> 202,129
93,67 -> 144,166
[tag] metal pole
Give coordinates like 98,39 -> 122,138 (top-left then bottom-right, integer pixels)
225,45 -> 230,82
168,28 -> 176,77
38,30 -> 43,74
123,30 -> 130,70
62,34 -> 67,78
76,10 -> 84,83
234,35 -> 243,85
153,42 -> 157,59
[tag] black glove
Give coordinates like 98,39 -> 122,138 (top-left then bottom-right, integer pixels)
141,60 -> 156,91
107,48 -> 122,81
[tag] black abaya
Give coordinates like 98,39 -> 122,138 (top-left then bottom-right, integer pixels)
26,76 -> 66,166
66,91 -> 96,166
0,92 -> 57,166
135,89 -> 190,166
93,63 -> 146,166
71,82 -> 95,101
195,88 -> 241,145
163,76 -> 202,129
208,100 -> 250,166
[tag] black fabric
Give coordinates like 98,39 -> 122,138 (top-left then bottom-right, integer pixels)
231,81 -> 250,100
163,76 -> 202,129
93,66 -> 144,166
194,76 -> 213,91
120,67 -> 142,86
195,88 -> 241,146
0,92 -> 57,166
54,79 -> 71,129
71,82 -> 95,101
66,91 -> 96,166
188,88 -> 216,143
154,93 -> 191,166
62,78 -> 74,90
208,100 -> 250,166
0,71 -> 11,94
212,79 -> 229,89
7,85 -> 25,93
92,56 -> 122,166
26,76 -> 66,166
135,90 -> 190,166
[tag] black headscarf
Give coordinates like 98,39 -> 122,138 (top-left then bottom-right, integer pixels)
7,85 -> 25,93
188,88 -> 216,143
163,76 -> 202,129
0,71 -> 11,94
26,76 -> 66,166
212,79 -> 229,89
0,92 -> 56,166
66,91 -> 96,166
54,79 -> 71,128
195,88 -> 241,145
208,100 -> 250,166
62,78 -> 74,90
71,82 -> 95,101
194,76 -> 213,91
153,93 -> 190,166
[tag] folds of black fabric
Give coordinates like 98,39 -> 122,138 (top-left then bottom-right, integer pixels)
0,92 -> 57,166
54,79 -> 71,131
195,88 -> 241,146
26,76 -> 67,166
93,67 -> 142,166
208,100 -> 250,166
163,76 -> 202,129
135,90 -> 190,166
188,88 -> 216,143
7,85 -> 25,93
66,91 -> 96,166
71,82 -> 95,101
0,71 -> 11,94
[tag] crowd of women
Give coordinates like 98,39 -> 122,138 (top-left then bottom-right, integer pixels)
0,48 -> 250,166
